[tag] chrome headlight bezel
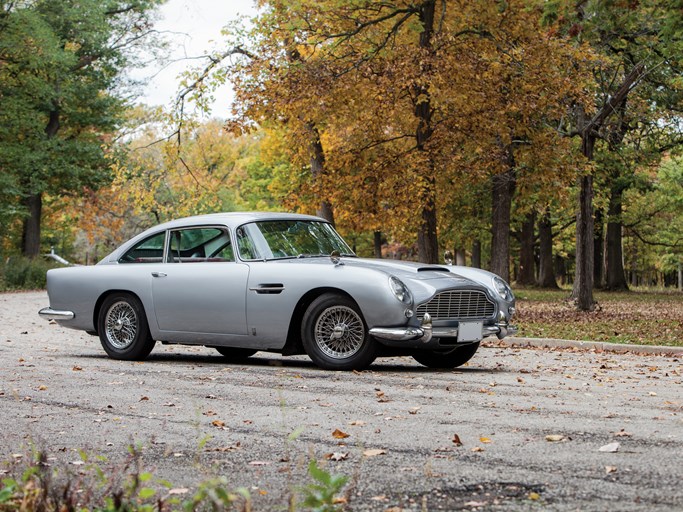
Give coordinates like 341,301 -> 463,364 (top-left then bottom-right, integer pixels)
389,276 -> 413,305
493,276 -> 514,302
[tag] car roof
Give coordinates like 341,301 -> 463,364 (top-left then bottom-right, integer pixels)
134,212 -> 330,239
155,212 -> 326,231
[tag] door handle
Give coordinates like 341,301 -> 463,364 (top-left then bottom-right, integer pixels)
249,284 -> 285,294
151,272 -> 167,278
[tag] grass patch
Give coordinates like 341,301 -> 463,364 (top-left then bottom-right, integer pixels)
513,286 -> 683,346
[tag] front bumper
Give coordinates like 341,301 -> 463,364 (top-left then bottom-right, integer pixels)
369,313 -> 517,345
39,307 -> 75,321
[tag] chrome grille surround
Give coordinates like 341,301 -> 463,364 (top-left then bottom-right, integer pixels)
416,289 -> 496,321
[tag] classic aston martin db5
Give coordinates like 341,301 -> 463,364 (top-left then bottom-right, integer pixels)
39,212 -> 516,370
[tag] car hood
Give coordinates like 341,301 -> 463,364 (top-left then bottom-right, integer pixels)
345,258 -> 470,282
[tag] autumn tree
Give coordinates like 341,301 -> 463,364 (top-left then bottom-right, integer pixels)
0,0 -> 163,257
545,0 -> 683,308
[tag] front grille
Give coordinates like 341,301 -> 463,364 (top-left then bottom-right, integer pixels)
416,290 -> 496,321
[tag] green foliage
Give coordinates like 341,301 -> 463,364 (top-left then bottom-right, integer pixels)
0,446 -> 253,512
0,0 -> 164,255
0,447 -> 355,512
299,460 -> 348,512
0,257 -> 59,291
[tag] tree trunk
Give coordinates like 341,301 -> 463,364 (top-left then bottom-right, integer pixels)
455,248 -> 466,266
308,127 -> 335,225
490,167 -> 516,282
414,1 -> 438,264
573,173 -> 595,310
537,209 -> 558,288
594,208 -> 605,289
21,109 -> 60,257
471,240 -> 481,268
21,193 -> 42,258
517,212 -> 536,286
373,231 -> 382,259
417,187 -> 439,263
606,185 -> 629,290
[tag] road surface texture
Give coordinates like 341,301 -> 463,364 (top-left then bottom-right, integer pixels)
1,291 -> 682,511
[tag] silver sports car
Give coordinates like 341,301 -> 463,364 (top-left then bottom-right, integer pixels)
39,212 -> 516,370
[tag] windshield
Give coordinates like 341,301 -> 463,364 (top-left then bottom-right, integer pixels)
236,220 -> 355,261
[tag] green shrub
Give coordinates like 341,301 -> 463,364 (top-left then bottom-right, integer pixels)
0,257 -> 60,291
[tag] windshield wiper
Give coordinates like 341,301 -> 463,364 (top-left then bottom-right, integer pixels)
296,253 -> 326,258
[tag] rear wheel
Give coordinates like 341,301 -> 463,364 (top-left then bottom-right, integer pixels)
98,293 -> 155,360
412,342 -> 480,369
301,293 -> 377,370
212,347 -> 257,360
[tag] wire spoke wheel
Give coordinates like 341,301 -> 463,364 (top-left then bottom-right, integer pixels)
98,293 -> 155,361
302,293 -> 377,370
105,301 -> 138,349
314,305 -> 365,359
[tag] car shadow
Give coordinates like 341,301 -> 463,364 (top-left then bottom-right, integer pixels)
75,350 -> 507,374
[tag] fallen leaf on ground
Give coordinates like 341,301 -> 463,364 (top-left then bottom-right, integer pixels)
545,435 -> 565,442
599,442 -> 620,453
349,420 -> 365,426
325,452 -> 348,461
452,434 -> 463,447
249,461 -> 270,466
479,437 -> 492,444
168,488 -> 189,495
605,466 -> 618,474
528,492 -> 541,501
332,428 -> 350,439
211,420 -> 226,428
363,449 -> 386,457
206,443 -> 241,452
471,447 -> 484,452
72,366 -> 83,371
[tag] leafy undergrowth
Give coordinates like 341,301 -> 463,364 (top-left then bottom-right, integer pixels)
513,287 -> 683,346
0,448 -> 347,512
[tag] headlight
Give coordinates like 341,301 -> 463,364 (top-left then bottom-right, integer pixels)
493,277 -> 514,301
389,276 -> 412,305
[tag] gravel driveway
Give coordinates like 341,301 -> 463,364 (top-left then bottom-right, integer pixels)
1,291 -> 682,511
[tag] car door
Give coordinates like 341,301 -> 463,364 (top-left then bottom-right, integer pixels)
151,226 -> 249,335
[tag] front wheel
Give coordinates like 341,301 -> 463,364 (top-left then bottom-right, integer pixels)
301,293 -> 377,370
98,293 -> 155,360
412,342 -> 480,369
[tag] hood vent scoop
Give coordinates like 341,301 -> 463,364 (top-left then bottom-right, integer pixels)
417,266 -> 451,273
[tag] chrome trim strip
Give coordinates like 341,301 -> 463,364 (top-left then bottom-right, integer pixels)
369,313 -> 432,343
39,307 -> 75,321
369,326 -> 425,341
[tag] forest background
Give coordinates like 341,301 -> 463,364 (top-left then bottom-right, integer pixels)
1,0 -> 683,317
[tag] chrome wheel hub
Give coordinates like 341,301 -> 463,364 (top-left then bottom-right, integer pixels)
105,301 -> 137,350
314,305 -> 365,359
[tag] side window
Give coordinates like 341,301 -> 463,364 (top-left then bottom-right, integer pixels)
166,227 -> 233,263
236,226 -> 260,260
119,232 -> 166,263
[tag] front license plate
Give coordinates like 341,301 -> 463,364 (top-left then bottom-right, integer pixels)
458,321 -> 483,342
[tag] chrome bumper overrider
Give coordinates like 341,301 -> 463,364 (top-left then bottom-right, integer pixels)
39,307 -> 75,321
369,313 -> 517,344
